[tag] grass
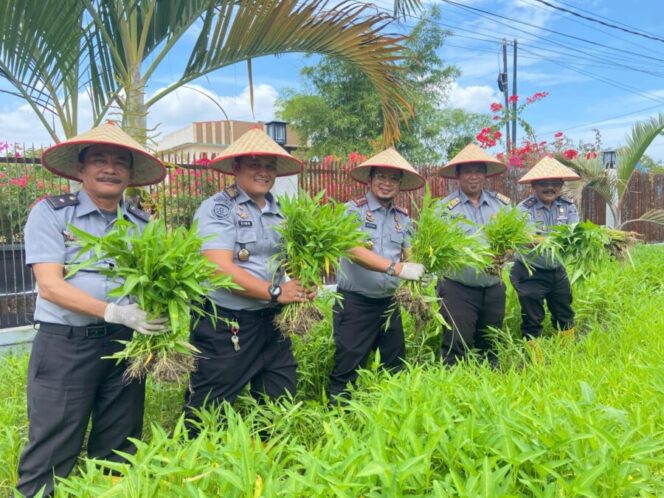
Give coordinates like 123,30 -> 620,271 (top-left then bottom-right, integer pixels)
1,244 -> 663,496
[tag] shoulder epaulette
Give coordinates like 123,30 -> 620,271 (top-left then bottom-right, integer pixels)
46,193 -> 78,209
522,196 -> 537,208
446,197 -> 461,210
224,184 -> 239,200
394,205 -> 408,216
352,195 -> 368,207
494,192 -> 511,205
559,195 -> 575,204
127,204 -> 151,223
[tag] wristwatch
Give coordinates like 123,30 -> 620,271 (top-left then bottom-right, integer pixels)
268,284 -> 282,303
386,262 -> 397,276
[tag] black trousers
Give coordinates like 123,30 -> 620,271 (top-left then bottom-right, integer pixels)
328,290 -> 405,398
438,278 -> 506,366
510,261 -> 575,339
183,306 -> 297,427
16,323 -> 144,498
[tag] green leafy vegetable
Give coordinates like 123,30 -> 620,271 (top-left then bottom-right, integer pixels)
68,214 -> 240,382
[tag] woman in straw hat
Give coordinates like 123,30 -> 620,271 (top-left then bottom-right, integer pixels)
328,147 -> 426,403
510,156 -> 580,344
183,127 -> 315,432
436,143 -> 511,366
16,122 -> 167,498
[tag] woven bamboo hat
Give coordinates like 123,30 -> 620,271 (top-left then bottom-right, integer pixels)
209,127 -> 303,177
439,143 -> 506,178
350,147 -> 425,191
518,156 -> 581,184
41,122 -> 166,186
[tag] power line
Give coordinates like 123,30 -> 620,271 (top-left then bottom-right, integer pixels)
530,0 -> 664,43
439,0 -> 664,64
538,102 -> 664,135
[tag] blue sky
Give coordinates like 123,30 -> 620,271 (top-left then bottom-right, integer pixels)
0,0 -> 663,162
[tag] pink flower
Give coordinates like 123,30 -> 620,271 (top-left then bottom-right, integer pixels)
554,131 -> 564,139
0,142 -> 8,152
493,131 -> 502,139
508,95 -> 519,104
490,102 -> 503,113
508,155 -> 524,167
563,149 -> 578,160
585,151 -> 598,160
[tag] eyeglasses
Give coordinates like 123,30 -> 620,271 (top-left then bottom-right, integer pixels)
373,173 -> 402,185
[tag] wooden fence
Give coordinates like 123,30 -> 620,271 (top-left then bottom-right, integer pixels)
1,151 -> 662,328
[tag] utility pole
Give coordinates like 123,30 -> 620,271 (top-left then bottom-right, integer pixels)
512,39 -> 517,149
499,39 -> 510,153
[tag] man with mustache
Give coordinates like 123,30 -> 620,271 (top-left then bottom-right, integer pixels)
511,156 -> 581,342
436,143 -> 510,366
328,148 -> 426,403
16,123 -> 167,497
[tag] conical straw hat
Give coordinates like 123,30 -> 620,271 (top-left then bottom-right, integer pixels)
350,147 -> 425,191
439,143 -> 506,178
41,122 -> 166,186
518,156 -> 581,183
209,127 -> 302,177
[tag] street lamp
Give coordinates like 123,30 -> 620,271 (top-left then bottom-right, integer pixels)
266,120 -> 287,146
602,149 -> 616,169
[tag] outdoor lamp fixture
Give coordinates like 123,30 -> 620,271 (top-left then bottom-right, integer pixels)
266,120 -> 287,146
602,149 -> 616,169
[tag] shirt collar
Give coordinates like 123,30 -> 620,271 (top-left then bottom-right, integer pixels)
533,195 -> 557,210
366,190 -> 392,212
75,189 -> 129,219
458,189 -> 489,206
235,185 -> 279,213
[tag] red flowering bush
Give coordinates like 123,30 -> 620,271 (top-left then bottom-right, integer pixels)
476,92 -> 600,169
0,154 -> 70,242
312,151 -> 367,203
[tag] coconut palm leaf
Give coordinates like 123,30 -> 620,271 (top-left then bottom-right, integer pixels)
619,208 -> 664,229
157,0 -> 413,146
0,0 -> 118,139
616,113 -> 664,200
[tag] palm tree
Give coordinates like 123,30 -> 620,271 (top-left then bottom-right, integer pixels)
564,113 -> 664,229
0,0 -> 422,145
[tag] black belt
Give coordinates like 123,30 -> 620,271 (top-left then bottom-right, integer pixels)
207,301 -> 281,319
337,289 -> 393,304
36,321 -> 127,338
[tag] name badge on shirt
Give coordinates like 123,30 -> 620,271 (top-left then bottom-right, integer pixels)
365,222 -> 377,229
238,220 -> 253,227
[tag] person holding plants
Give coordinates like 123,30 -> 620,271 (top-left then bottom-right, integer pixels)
436,143 -> 510,366
183,128 -> 313,431
511,156 -> 580,341
16,122 -> 168,498
328,148 -> 427,402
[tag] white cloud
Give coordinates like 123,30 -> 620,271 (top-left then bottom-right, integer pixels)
148,83 -> 278,138
445,82 -> 500,113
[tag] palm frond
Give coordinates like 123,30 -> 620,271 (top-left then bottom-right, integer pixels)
157,0 -> 412,146
619,208 -> 664,229
616,113 -> 664,199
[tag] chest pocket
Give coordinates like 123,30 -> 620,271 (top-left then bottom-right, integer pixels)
236,227 -> 258,245
389,233 -> 404,247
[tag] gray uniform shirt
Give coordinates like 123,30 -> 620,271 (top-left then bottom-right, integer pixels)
518,194 -> 579,270
195,184 -> 282,311
438,189 -> 511,288
337,191 -> 411,299
25,190 -> 148,326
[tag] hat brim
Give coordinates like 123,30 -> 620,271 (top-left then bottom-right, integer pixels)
209,152 -> 303,177
41,139 -> 166,187
350,164 -> 425,191
438,160 -> 506,179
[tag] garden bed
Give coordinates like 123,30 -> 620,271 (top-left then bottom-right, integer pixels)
1,245 -> 663,496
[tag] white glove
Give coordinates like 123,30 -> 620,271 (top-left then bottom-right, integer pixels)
104,303 -> 169,335
397,262 -> 426,281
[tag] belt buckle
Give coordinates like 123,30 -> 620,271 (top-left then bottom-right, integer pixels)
85,324 -> 108,338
